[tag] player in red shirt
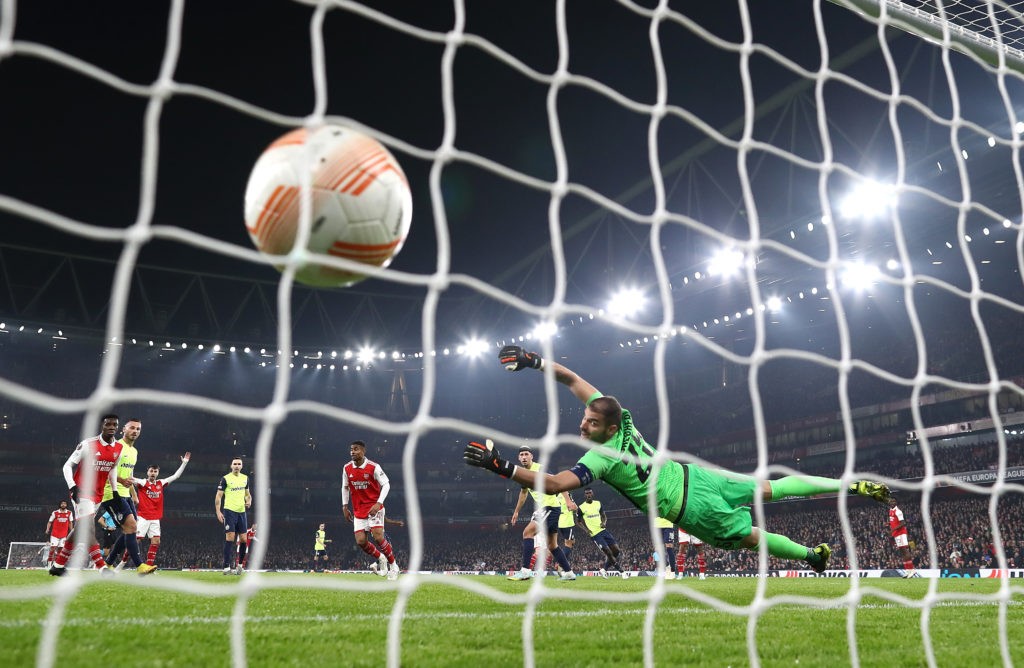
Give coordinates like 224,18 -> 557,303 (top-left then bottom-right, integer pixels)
115,451 -> 191,570
50,414 -> 123,575
44,500 -> 75,567
888,497 -> 917,578
236,523 -> 257,569
342,440 -> 400,580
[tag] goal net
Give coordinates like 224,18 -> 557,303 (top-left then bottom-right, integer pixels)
5,543 -> 47,570
0,0 -> 1023,667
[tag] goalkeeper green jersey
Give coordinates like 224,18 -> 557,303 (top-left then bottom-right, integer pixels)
575,392 -> 686,524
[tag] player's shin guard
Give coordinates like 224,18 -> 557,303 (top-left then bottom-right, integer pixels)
146,543 -> 159,566
224,540 -> 234,568
377,537 -> 395,564
359,541 -> 382,558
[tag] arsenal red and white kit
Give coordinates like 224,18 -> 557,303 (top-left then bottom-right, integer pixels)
137,480 -> 167,520
63,436 -> 123,509
48,509 -> 73,539
889,505 -> 907,538
342,458 -> 390,519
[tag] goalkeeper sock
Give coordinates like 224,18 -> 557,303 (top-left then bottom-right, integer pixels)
760,531 -> 810,561
770,476 -> 841,500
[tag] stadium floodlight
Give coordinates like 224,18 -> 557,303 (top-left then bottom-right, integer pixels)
531,321 -> 558,340
766,296 -> 783,312
706,248 -> 744,278
213,344 -> 221,352
841,261 -> 881,292
463,338 -> 490,357
356,347 -> 375,364
838,179 -> 896,220
229,346 -> 236,353
243,347 -> 250,353
607,287 -> 645,319
198,344 -> 204,350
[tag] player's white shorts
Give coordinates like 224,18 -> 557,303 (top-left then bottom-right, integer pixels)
531,509 -> 554,524
136,517 -> 161,539
678,530 -> 703,546
353,508 -> 385,533
49,536 -> 67,548
893,532 -> 909,548
73,498 -> 99,518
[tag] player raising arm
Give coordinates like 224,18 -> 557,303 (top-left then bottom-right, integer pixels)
464,346 -> 892,573
115,452 -> 190,571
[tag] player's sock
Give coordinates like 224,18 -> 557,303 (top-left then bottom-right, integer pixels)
521,539 -> 534,569
146,543 -> 159,566
769,476 -> 841,500
124,533 -> 144,567
359,541 -> 382,558
528,552 -> 537,569
109,534 -> 126,567
121,550 -> 130,565
551,546 -> 571,571
54,542 -> 73,568
224,540 -> 235,568
697,554 -> 707,574
760,531 -> 810,561
562,546 -> 572,564
676,548 -> 687,574
666,547 -> 677,573
88,543 -> 106,568
377,537 -> 395,564
904,559 -> 914,570
237,541 -> 248,567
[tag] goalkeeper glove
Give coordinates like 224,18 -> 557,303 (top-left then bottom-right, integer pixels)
464,439 -> 516,478
498,345 -> 543,371
69,486 -> 78,503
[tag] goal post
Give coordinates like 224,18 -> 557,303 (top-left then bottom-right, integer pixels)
832,0 -> 1024,73
5,542 -> 48,570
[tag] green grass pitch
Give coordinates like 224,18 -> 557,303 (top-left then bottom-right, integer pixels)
0,571 -> 1020,667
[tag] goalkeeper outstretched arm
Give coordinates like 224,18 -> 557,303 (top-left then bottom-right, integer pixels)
464,439 -> 582,493
498,345 -> 597,405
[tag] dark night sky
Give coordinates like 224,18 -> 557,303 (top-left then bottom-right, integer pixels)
1,0 -> 1023,365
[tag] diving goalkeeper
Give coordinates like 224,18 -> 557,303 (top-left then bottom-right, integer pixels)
463,346 -> 892,572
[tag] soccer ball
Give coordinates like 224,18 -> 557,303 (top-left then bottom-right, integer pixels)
243,124 -> 412,288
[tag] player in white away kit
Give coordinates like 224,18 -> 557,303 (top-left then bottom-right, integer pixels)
342,440 -> 400,580
45,500 -> 75,567
888,497 -> 917,578
115,452 -> 191,571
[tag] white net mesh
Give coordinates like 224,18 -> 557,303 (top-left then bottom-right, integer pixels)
1,0 -> 1024,666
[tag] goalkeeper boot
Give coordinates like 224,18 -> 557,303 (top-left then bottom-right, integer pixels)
808,543 -> 831,573
849,480 -> 891,503
507,567 -> 533,581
